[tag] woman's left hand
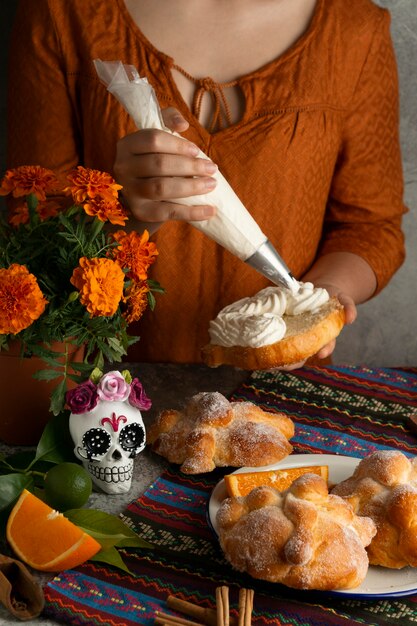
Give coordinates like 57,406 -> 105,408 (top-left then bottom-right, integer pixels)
314,286 -> 357,360
267,286 -> 356,371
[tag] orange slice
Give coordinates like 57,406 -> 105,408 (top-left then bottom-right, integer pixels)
224,465 -> 329,497
6,489 -> 101,572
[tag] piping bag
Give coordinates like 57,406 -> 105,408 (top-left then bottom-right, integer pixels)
94,60 -> 298,292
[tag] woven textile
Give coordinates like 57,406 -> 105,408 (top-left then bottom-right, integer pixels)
44,365 -> 417,626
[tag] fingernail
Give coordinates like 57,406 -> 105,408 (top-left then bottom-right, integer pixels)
190,205 -> 216,220
173,114 -> 185,126
202,205 -> 216,217
204,178 -> 217,190
204,161 -> 218,174
187,143 -> 200,156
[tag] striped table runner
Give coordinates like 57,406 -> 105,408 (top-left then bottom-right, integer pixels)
44,365 -> 417,626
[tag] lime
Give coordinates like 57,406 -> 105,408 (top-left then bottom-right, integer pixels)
44,462 -> 92,511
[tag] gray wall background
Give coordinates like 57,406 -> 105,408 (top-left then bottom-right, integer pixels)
1,1 -> 416,367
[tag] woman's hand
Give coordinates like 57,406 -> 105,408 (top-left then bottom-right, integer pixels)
299,251 -> 376,364
113,107 -> 218,227
314,287 -> 357,361
269,286 -> 357,371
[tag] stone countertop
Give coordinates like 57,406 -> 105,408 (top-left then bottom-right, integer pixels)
0,363 -> 248,625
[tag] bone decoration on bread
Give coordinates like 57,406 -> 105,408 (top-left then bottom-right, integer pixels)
217,473 -> 376,590
202,282 -> 345,369
332,450 -> 417,569
146,392 -> 294,474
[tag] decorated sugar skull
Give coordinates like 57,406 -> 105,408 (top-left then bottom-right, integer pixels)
67,369 -> 151,494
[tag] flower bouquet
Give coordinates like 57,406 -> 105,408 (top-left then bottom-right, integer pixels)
0,165 -> 163,416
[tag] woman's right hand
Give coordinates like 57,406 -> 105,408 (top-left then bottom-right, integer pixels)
113,107 -> 218,227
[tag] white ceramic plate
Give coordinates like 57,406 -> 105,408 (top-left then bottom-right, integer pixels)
208,453 -> 417,598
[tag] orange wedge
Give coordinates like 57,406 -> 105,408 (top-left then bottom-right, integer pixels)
224,465 -> 329,497
6,489 -> 101,572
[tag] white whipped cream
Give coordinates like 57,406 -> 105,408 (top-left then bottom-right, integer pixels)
285,282 -> 329,315
208,282 -> 329,348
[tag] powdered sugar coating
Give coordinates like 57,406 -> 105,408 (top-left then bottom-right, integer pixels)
332,450 -> 417,568
147,393 -> 294,473
217,475 -> 376,590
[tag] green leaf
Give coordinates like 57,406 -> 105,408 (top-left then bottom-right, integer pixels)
147,279 -> 165,293
0,474 -> 33,511
33,368 -> 62,381
90,367 -> 103,384
95,351 -> 105,370
90,546 -> 132,575
147,291 -> 156,311
50,379 -> 66,416
33,410 -> 75,465
64,509 -> 153,551
106,336 -> 126,359
70,361 -> 96,375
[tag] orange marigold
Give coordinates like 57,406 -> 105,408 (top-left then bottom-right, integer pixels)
111,230 -> 158,281
0,264 -> 48,334
64,166 -> 122,204
70,257 -> 125,317
83,196 -> 128,226
123,281 -> 150,324
0,166 -> 59,201
9,199 -> 61,226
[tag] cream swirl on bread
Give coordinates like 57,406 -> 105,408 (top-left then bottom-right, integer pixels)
209,282 -> 329,348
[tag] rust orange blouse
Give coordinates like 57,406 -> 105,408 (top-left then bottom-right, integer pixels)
7,0 -> 406,363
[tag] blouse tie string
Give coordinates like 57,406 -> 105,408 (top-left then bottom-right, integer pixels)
172,64 -> 238,132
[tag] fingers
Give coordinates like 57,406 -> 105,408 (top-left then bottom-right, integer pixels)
114,125 -> 219,223
122,152 -> 218,200
316,339 -> 336,360
308,281 -> 357,326
279,361 -> 306,371
117,128 -> 199,160
133,172 -> 217,200
161,107 -> 189,132
265,360 -> 306,373
336,293 -> 357,325
125,152 -> 217,179
127,198 -> 216,223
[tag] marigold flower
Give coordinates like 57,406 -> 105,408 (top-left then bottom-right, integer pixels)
111,230 -> 158,281
83,196 -> 128,226
0,264 -> 48,334
9,199 -> 61,226
123,281 -> 150,324
71,257 -> 125,317
0,166 -> 59,201
64,166 -> 122,204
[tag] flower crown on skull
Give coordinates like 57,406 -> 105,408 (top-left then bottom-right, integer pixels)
65,368 -> 151,415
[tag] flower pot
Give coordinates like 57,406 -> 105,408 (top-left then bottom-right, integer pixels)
0,341 -> 84,446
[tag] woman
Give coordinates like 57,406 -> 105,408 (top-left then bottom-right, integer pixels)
7,0 -> 406,363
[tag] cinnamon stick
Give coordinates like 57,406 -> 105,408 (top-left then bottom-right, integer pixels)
237,589 -> 246,626
243,589 -> 254,626
155,611 -> 204,626
222,586 -> 229,626
167,595 -> 237,626
216,586 -> 229,626
216,587 -> 224,626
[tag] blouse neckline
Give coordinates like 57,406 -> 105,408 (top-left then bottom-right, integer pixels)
116,0 -> 325,83
116,0 -> 325,137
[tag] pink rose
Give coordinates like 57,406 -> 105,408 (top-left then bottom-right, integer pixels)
129,378 -> 152,411
97,370 -> 130,402
66,380 -> 98,414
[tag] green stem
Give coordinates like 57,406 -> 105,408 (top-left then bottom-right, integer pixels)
30,470 -> 46,479
9,468 -> 46,479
